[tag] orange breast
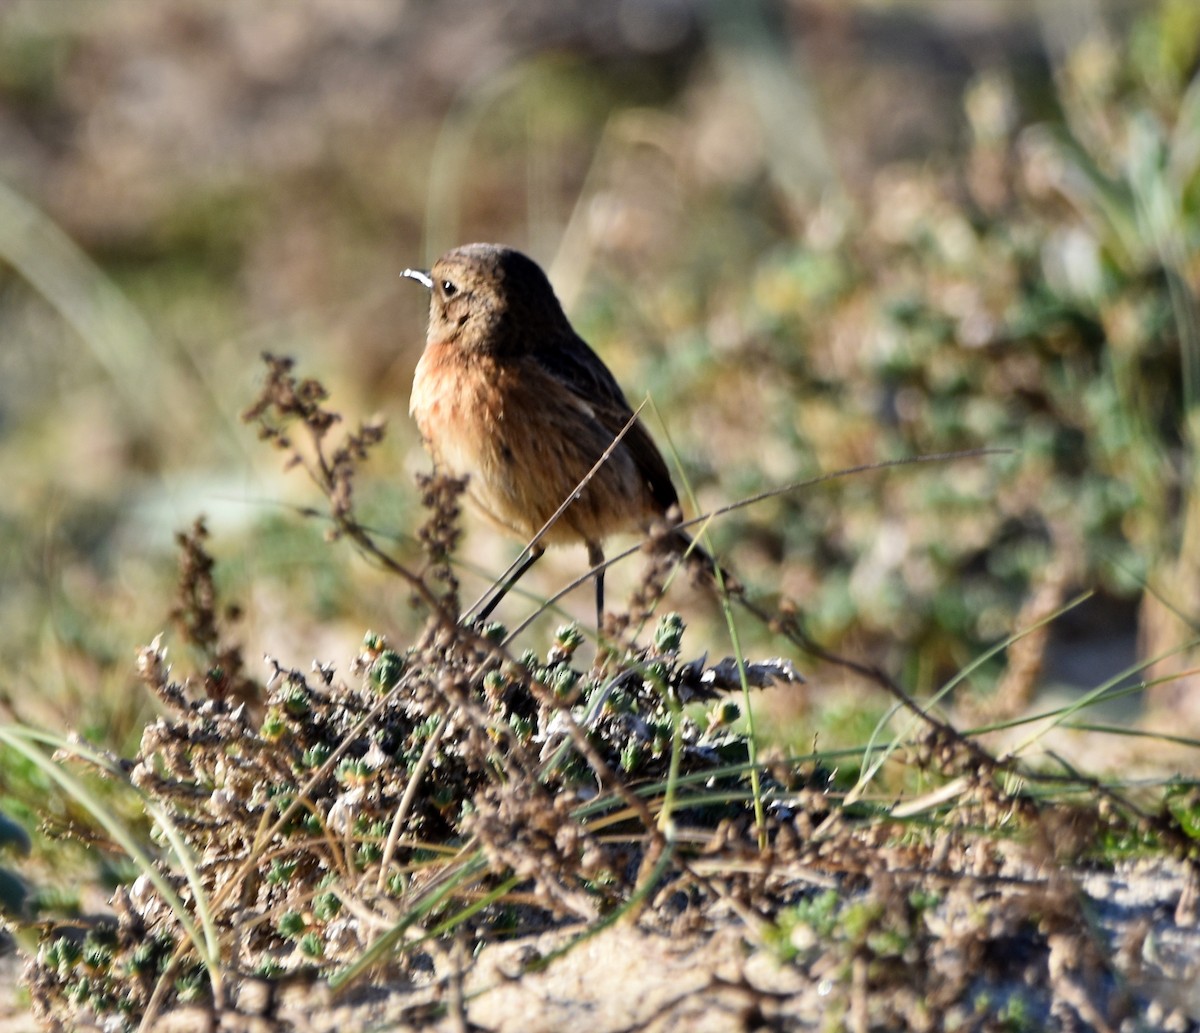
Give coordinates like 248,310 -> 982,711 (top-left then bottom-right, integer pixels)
410,341 -> 495,487
411,342 -> 660,547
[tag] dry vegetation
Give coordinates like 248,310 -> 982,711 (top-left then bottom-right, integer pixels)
4,1 -> 1200,1030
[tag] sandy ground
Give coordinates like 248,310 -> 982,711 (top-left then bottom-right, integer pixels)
10,855 -> 1200,1032
0,954 -> 38,1033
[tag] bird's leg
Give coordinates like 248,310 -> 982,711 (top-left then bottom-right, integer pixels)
473,545 -> 545,623
587,541 -> 606,632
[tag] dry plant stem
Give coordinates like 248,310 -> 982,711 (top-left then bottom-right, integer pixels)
527,672 -> 661,835
446,935 -> 470,1033
377,713 -> 448,892
738,589 -> 1200,880
334,885 -> 418,936
200,678 -> 412,923
851,954 -> 869,1033
713,564 -> 766,846
489,432 -> 1200,870
340,522 -> 667,838
464,403 -> 647,626
341,529 -> 665,879
246,360 -> 650,833
137,949 -> 193,1033
246,354 -> 457,627
505,448 -> 1010,645
310,805 -> 351,882
984,549 -> 1073,720
675,856 -> 771,940
334,493 -> 457,630
248,357 -> 651,842
682,449 -> 1011,536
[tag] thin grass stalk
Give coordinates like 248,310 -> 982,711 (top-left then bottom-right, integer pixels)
844,592 -> 1094,809
1001,639 -> 1200,759
330,852 -> 490,990
642,395 -> 768,843
519,832 -> 676,976
377,712 -> 449,892
0,726 -> 219,974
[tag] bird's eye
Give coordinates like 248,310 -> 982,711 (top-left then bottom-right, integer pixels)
441,280 -> 457,297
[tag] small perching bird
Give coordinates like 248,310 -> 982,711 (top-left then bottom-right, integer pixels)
404,243 -> 720,628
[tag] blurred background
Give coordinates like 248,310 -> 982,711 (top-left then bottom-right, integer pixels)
0,0 -> 1197,765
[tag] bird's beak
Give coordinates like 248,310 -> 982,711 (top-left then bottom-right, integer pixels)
401,268 -> 433,289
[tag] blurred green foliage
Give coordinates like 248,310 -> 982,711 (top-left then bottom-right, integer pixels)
0,0 -> 1198,748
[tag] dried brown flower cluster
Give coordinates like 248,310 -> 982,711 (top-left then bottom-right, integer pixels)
24,357 -> 805,1028
26,582 -> 800,1028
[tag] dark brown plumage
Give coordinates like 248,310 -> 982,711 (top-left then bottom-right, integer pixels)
405,243 -> 714,626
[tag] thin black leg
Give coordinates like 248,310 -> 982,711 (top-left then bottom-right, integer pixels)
474,546 -> 545,623
587,541 -> 605,631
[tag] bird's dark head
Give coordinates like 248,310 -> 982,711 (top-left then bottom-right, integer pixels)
403,244 -> 570,355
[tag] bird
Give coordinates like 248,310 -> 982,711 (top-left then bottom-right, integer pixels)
403,243 -> 721,630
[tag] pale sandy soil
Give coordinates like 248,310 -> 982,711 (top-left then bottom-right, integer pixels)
10,856 -> 1200,1032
